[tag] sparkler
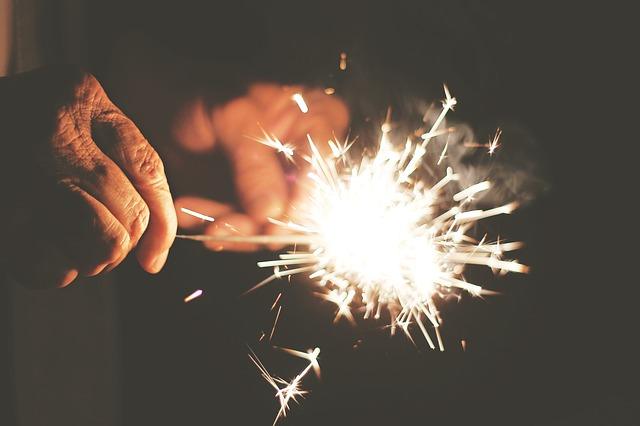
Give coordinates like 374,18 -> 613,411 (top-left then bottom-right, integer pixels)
178,86 -> 528,351
177,87 -> 529,423
248,346 -> 321,425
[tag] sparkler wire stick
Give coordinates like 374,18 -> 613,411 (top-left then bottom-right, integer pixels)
175,234 -> 317,245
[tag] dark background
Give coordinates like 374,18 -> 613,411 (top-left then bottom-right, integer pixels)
3,1 -> 637,425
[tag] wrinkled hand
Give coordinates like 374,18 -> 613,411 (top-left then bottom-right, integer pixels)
172,83 -> 348,251
0,66 -> 177,288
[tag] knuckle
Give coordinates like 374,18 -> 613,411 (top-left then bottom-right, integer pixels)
78,71 -> 99,89
214,98 -> 258,138
76,71 -> 102,100
65,69 -> 107,121
57,68 -> 102,103
131,144 -> 165,184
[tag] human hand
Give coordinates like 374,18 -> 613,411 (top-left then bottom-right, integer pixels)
0,66 -> 177,288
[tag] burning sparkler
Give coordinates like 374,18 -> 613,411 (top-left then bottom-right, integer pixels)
177,87 -> 529,424
178,85 -> 528,350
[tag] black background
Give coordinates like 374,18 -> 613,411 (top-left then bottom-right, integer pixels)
3,1 -> 637,425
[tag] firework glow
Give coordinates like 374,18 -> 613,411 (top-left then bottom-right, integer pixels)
179,86 -> 528,349
177,86 -> 529,422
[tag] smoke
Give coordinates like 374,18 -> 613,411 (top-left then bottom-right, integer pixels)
379,98 -> 550,209
435,117 -> 549,208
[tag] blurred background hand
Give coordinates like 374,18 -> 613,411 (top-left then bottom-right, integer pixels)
171,83 -> 349,251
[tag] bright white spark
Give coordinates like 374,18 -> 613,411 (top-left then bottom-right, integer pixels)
277,346 -> 321,379
248,347 -> 320,425
252,125 -> 295,162
463,127 -> 502,156
184,289 -> 203,303
292,93 -> 309,113
269,305 -> 282,342
488,128 -> 502,156
339,52 -> 347,71
252,86 -> 527,348
180,207 -> 215,222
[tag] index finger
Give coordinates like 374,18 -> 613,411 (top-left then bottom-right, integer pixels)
94,110 -> 177,273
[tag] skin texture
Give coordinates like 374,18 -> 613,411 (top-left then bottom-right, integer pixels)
0,66 -> 177,288
172,83 -> 349,252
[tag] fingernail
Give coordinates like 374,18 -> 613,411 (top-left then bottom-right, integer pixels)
86,262 -> 110,277
150,250 -> 169,273
60,269 -> 79,288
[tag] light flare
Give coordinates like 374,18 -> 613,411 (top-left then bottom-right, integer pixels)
178,85 -> 529,423
180,207 -> 215,222
251,125 -> 296,162
292,93 -> 309,113
249,85 -> 527,347
248,347 -> 320,425
184,289 -> 203,303
339,52 -> 348,70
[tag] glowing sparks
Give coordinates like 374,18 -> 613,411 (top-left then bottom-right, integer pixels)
278,346 -> 321,379
291,93 -> 309,113
464,127 -> 502,156
248,347 -> 320,425
180,207 -> 215,222
252,125 -> 295,162
247,85 -> 528,348
271,292 -> 282,311
339,52 -> 348,70
184,289 -> 203,303
319,289 -> 356,324
269,305 -> 282,342
488,128 -> 502,156
177,85 -> 529,424
453,180 -> 491,203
